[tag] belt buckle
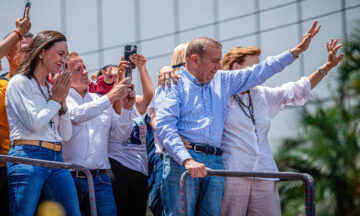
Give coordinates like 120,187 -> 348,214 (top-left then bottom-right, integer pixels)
193,144 -> 204,153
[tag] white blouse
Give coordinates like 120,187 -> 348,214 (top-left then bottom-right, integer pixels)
62,88 -> 133,170
5,74 -> 72,142
221,77 -> 312,180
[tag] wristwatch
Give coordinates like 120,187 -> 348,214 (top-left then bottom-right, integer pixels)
58,106 -> 68,116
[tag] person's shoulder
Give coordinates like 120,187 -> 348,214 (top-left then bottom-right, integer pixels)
8,74 -> 30,86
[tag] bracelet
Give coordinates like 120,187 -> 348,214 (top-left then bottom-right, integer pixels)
13,30 -> 23,41
58,106 -> 68,116
318,67 -> 327,76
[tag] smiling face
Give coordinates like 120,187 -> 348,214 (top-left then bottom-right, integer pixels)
192,46 -> 222,84
68,56 -> 88,94
40,41 -> 68,75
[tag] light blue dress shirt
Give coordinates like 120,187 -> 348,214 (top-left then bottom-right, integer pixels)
155,50 -> 295,165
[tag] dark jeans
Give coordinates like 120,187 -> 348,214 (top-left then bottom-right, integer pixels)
109,158 -> 148,216
72,173 -> 116,216
0,166 -> 9,215
144,114 -> 163,216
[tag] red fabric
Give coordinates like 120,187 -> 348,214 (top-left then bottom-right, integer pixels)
47,74 -> 54,84
88,75 -> 114,95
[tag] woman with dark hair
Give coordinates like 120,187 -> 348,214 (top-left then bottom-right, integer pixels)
5,31 -> 80,216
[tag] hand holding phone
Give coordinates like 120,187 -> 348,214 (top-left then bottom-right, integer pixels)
124,45 -> 137,69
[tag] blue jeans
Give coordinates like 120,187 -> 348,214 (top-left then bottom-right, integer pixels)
7,145 -> 80,216
72,173 -> 117,216
161,150 -> 224,216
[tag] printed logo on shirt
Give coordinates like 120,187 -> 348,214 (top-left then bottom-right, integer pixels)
123,116 -> 147,145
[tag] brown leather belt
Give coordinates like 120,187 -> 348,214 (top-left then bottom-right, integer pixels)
13,140 -> 62,152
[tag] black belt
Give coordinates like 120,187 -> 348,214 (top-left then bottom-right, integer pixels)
70,169 -> 107,178
190,143 -> 223,156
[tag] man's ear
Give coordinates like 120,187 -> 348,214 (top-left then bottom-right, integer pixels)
191,54 -> 200,66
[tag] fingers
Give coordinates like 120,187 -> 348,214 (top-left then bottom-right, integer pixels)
313,25 -> 321,37
307,20 -> 318,33
333,43 -> 342,54
24,7 -> 30,20
119,77 -> 131,85
164,72 -> 171,88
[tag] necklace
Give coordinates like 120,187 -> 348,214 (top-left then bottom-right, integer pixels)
33,75 -> 57,138
33,76 -> 52,102
233,91 -> 258,137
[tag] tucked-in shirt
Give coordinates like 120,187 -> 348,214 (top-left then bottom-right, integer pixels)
5,74 -> 72,143
222,77 -> 312,180
62,88 -> 133,170
156,50 -> 295,165
108,102 -> 148,176
0,79 -> 10,167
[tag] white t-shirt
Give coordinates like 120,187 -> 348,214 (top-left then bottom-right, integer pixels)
108,99 -> 149,176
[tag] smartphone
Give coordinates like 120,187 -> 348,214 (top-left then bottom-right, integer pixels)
124,45 -> 137,69
23,2 -> 31,19
125,66 -> 132,80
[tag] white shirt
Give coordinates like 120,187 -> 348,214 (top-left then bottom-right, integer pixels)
5,74 -> 72,142
221,77 -> 312,180
108,102 -> 148,176
147,95 -> 163,155
62,88 -> 133,170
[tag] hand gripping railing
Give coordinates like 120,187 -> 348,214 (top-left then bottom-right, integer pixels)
180,170 -> 315,216
0,155 -> 97,216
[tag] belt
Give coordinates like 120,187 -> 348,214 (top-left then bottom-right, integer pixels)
70,169 -> 107,178
13,140 -> 62,152
190,143 -> 223,156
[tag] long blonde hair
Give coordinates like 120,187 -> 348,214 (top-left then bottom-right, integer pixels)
171,42 -> 189,71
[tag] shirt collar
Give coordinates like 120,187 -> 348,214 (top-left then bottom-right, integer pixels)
180,67 -> 202,86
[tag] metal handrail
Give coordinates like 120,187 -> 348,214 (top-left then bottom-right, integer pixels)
0,155 -> 97,216
180,170 -> 315,216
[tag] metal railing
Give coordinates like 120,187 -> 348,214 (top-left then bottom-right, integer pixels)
0,155 -> 97,216
180,170 -> 315,216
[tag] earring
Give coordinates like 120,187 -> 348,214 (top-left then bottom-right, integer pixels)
39,56 -> 43,59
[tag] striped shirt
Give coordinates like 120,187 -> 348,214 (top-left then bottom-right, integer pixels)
155,50 -> 295,165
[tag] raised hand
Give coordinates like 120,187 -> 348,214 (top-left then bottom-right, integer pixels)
16,7 -> 31,36
291,20 -> 321,57
116,57 -> 129,84
321,39 -> 344,73
130,54 -> 146,71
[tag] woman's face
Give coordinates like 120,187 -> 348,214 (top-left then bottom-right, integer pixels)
232,55 -> 259,70
41,41 -> 68,75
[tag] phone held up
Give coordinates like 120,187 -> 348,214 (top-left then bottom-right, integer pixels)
124,45 -> 137,81
23,2 -> 31,19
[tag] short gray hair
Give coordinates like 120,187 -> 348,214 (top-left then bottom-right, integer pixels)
186,37 -> 222,59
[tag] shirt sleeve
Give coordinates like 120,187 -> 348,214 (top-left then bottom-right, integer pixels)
58,111 -> 72,141
5,75 -> 61,132
223,50 -> 296,95
67,94 -> 112,125
155,82 -> 192,165
264,77 -> 312,118
109,108 -> 134,143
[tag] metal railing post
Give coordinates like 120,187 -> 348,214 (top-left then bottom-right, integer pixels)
180,170 -> 315,216
0,155 -> 97,216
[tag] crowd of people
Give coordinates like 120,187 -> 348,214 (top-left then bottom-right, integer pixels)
0,8 -> 344,216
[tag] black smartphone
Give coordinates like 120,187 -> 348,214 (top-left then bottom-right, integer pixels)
23,2 -> 31,19
124,45 -> 137,69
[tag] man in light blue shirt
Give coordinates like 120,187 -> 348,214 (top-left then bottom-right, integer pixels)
156,21 -> 319,216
